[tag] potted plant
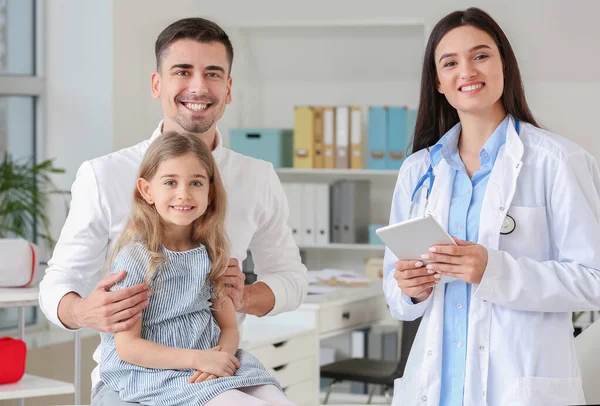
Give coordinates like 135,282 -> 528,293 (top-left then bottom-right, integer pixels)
0,152 -> 64,248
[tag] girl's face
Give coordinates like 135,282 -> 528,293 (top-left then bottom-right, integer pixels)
138,152 -> 211,229
434,25 -> 505,116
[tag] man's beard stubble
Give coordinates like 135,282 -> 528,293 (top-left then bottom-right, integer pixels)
175,114 -> 214,134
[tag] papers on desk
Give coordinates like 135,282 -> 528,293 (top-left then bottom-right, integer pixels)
307,269 -> 371,288
307,285 -> 336,295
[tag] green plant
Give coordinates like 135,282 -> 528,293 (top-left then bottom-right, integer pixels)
0,152 -> 64,247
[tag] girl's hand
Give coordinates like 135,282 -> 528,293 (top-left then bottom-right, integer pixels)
190,346 -> 240,380
189,370 -> 217,383
422,237 -> 488,285
393,259 -> 440,303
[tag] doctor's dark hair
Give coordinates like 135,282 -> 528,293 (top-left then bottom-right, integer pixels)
412,7 -> 539,153
106,133 -> 229,302
155,17 -> 234,75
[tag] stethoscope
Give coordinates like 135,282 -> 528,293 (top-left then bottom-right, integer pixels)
408,119 -> 520,235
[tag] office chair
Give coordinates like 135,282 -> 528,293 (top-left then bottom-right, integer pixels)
320,318 -> 421,404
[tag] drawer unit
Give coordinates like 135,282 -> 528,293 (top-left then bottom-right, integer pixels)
318,295 -> 388,336
268,356 -> 316,388
248,333 -> 316,369
282,379 -> 318,406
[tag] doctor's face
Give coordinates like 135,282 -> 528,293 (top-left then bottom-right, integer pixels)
151,39 -> 232,135
434,25 -> 505,116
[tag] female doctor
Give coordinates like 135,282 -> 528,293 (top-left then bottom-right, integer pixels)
383,7 -> 600,406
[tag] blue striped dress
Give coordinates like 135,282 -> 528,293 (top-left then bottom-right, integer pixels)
99,242 -> 280,405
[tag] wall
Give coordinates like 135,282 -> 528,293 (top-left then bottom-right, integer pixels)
45,0 -> 600,194
45,0 -> 113,240
108,0 -> 600,157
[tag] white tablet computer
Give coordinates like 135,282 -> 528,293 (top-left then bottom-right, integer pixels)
376,215 -> 457,284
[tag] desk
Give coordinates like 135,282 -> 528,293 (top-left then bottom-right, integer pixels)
268,281 -> 392,340
242,319 -> 319,406
259,281 -> 394,402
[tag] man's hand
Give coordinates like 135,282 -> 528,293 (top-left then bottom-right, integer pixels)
68,271 -> 150,332
222,259 -> 245,311
422,237 -> 488,285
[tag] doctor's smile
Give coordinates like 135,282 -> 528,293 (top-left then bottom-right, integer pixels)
458,80 -> 485,94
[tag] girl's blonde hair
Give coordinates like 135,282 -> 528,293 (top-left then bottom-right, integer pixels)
108,132 -> 229,299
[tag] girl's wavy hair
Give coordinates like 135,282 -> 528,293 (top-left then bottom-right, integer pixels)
107,133 -> 229,300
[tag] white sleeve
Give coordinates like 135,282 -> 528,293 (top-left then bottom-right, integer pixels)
38,161 -> 110,330
248,164 -> 307,316
474,150 -> 600,311
383,172 -> 433,321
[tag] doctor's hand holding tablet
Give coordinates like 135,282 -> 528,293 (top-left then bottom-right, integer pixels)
377,215 -> 489,303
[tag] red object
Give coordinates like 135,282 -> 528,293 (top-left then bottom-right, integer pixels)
0,337 -> 27,384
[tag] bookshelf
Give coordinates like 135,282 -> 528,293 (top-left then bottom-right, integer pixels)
226,19 -> 427,273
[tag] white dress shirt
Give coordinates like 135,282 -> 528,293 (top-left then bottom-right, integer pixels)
39,122 -> 307,389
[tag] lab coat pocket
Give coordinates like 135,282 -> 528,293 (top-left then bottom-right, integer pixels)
499,206 -> 549,262
517,376 -> 585,406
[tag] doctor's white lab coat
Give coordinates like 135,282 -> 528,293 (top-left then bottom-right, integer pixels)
383,116 -> 600,406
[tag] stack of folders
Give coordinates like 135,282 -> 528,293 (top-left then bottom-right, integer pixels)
282,180 -> 370,246
293,106 -> 363,169
293,105 -> 417,170
368,106 -> 418,170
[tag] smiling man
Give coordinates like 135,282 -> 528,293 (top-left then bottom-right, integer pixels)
39,18 -> 307,405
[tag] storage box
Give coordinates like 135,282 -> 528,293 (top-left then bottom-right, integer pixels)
368,224 -> 385,246
229,128 -> 293,168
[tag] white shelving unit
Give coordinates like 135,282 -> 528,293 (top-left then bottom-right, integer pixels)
0,375 -> 74,401
298,243 -> 384,252
0,287 -> 80,404
275,168 -> 398,183
226,19 -> 428,273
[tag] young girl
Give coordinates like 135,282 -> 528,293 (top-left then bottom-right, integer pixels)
383,7 -> 600,406
97,133 -> 294,405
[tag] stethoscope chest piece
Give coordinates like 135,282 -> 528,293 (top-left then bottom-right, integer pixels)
500,214 -> 516,235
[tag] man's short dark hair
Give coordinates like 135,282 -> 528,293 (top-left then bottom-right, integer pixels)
155,17 -> 234,75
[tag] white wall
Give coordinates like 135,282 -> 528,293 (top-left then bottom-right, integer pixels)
45,0 -> 113,238
107,0 -> 600,153
45,0 -> 600,239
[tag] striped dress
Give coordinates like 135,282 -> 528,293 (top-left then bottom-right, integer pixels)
99,242 -> 280,406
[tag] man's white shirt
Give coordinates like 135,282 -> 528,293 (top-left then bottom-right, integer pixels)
39,122 -> 308,389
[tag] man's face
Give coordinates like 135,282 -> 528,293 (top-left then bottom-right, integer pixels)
152,39 -> 232,135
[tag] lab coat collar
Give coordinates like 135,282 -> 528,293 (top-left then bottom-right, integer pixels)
149,120 -> 225,160
429,115 -> 523,169
504,115 -> 524,163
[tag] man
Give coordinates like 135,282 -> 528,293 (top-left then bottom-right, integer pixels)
39,17 -> 307,404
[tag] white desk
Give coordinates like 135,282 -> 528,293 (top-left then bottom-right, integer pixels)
242,318 -> 319,406
268,281 -> 392,340
258,281 -> 393,402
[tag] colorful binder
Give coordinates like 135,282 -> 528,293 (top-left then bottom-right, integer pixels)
350,106 -> 363,169
293,106 -> 315,168
368,106 -> 387,170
